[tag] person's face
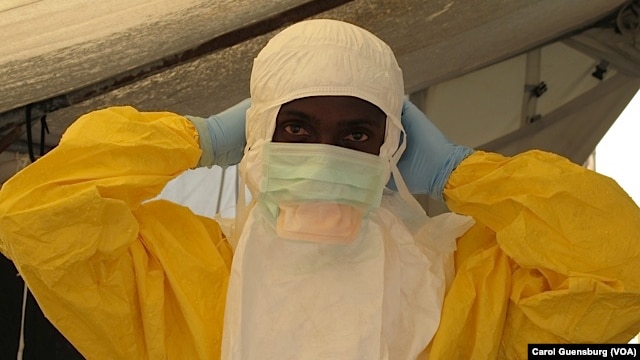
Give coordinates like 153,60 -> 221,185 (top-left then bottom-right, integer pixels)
272,96 -> 386,155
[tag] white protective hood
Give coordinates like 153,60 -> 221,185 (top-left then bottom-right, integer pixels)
240,19 -> 407,196
237,18 -> 416,235
223,19 -> 474,359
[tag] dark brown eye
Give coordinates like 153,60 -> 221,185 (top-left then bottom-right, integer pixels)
344,132 -> 369,142
285,124 -> 307,135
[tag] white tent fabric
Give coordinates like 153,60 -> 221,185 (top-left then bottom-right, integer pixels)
417,40 -> 640,165
1,0 -> 631,151
156,166 -> 239,219
0,0 -> 309,114
1,1 -> 637,185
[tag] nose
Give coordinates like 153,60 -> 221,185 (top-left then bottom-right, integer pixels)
317,134 -> 341,147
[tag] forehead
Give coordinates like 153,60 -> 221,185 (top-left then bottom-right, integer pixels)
278,96 -> 386,123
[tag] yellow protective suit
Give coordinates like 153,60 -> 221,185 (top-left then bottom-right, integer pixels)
0,107 -> 233,359
0,106 -> 639,359
432,150 -> 640,358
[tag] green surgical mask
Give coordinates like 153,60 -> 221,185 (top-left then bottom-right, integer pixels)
258,142 -> 389,243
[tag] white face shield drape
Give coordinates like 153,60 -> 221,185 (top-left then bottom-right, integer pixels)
222,19 -> 474,359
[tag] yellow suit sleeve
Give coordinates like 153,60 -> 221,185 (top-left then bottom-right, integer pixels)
428,150 -> 640,359
0,106 -> 232,359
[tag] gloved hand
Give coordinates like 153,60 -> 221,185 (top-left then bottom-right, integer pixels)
390,98 -> 474,200
186,98 -> 250,168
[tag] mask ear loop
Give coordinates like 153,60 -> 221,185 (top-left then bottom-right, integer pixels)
232,104 -> 279,248
231,174 -> 246,250
390,128 -> 424,212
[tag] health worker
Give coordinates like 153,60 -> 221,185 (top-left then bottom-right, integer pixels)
0,19 -> 639,360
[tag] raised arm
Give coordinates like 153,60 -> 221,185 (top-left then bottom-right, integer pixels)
431,150 -> 640,358
0,106 -> 232,359
395,100 -> 640,358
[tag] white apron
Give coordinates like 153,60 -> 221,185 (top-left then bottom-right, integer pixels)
222,191 -> 473,359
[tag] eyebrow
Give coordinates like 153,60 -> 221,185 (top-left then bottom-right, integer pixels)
337,118 -> 384,129
278,110 -> 314,121
279,110 -> 385,128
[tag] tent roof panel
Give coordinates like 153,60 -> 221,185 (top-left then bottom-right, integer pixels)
0,0 -> 311,113
0,0 -> 636,180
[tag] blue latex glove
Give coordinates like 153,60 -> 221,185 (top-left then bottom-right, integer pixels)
186,98 -> 250,168
390,98 -> 474,199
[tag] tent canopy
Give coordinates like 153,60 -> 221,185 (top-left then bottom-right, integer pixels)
1,0 -> 639,183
